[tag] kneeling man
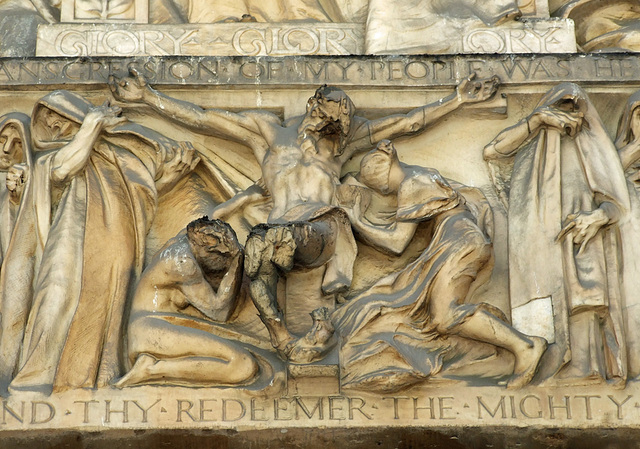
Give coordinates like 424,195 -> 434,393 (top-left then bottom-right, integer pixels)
116,217 -> 259,387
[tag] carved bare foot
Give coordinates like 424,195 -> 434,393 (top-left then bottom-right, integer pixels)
280,307 -> 337,364
507,336 -> 547,389
113,354 -> 157,388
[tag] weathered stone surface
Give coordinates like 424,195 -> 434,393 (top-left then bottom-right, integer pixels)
366,18 -> 576,54
4,1 -> 640,448
36,23 -> 364,57
1,54 -> 639,88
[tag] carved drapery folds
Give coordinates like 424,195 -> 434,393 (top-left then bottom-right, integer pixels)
8,0 -> 640,56
5,4 -> 640,444
2,72 -> 640,399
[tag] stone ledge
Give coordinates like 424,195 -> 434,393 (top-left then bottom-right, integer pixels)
0,54 -> 639,88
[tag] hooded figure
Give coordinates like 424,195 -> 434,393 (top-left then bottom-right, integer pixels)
5,90 -> 180,394
0,113 -> 35,390
0,113 -> 33,262
616,90 -> 640,175
613,90 -> 640,380
484,83 -> 632,386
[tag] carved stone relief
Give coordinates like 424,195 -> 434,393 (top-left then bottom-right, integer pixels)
0,68 -> 636,448
4,0 -> 640,58
554,0 -> 640,51
364,0 -> 577,54
4,1 -> 640,447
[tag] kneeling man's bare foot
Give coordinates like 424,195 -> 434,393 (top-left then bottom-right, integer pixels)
280,307 -> 337,364
114,354 -> 157,388
507,336 -> 547,389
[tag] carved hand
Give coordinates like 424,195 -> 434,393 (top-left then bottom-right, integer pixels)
529,106 -> 584,137
86,100 -> 127,130
156,141 -> 201,194
343,190 -> 365,225
108,67 -> 149,104
556,208 -> 609,254
456,73 -> 500,104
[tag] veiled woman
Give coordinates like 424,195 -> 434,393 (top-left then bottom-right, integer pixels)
0,113 -> 33,262
0,112 -> 35,390
483,83 -> 632,386
6,90 -> 192,394
613,90 -> 640,380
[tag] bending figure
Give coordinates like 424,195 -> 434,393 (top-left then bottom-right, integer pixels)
334,140 -> 546,391
117,217 -> 258,387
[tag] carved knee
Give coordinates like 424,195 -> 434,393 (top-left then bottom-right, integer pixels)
228,353 -> 259,384
245,232 -> 269,278
265,225 -> 296,272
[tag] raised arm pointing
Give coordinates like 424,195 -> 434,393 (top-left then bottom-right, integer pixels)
346,74 -> 500,155
109,68 -> 280,162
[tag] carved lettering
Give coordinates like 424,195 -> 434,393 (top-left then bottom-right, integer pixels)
608,395 -> 632,420
370,61 -> 385,81
383,397 -> 409,420
575,395 -> 600,420
478,396 -> 506,419
519,395 -> 542,419
305,62 -> 328,81
548,396 -> 571,420
74,400 -> 99,424
294,397 -> 323,420
2,401 -> 24,424
250,398 -> 268,422
335,61 -> 356,81
594,58 -> 615,77
0,56 -> 640,85
29,402 -> 55,425
199,399 -> 217,422
222,399 -> 246,422
104,400 -> 129,424
176,400 -> 197,422
240,61 -> 266,79
413,397 -> 436,420
387,61 -> 404,81
466,27 -> 565,54
231,27 -> 357,56
348,397 -> 373,420
404,61 -> 430,80
328,396 -> 346,420
233,28 -> 268,56
274,398 -> 293,421
438,397 -> 455,420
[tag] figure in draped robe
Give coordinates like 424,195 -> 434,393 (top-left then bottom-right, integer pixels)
365,0 -> 521,54
483,83 -> 631,387
152,0 -> 368,24
0,113 -> 35,390
116,217 -> 262,388
0,113 -> 32,263
5,90 -> 198,394
332,140 -> 546,393
612,90 -> 640,381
